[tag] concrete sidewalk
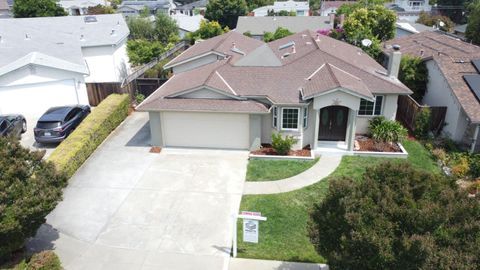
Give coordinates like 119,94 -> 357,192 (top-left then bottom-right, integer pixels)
229,258 -> 329,270
243,156 -> 341,195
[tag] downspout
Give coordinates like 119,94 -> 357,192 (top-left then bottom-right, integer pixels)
471,124 -> 480,153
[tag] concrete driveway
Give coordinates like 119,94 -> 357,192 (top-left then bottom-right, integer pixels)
27,112 -> 249,270
20,116 -> 56,159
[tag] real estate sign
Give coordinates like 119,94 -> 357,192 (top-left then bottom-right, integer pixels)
243,218 -> 259,243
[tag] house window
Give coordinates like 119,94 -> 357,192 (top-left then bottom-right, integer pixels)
303,108 -> 308,128
281,108 -> 299,130
273,107 -> 278,128
358,96 -> 384,116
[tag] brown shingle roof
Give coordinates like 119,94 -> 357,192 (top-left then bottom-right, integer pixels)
384,31 -> 480,123
139,30 -> 412,112
137,98 -> 269,113
165,31 -> 264,68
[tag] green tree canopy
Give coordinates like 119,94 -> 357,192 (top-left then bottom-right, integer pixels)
87,4 -> 115,15
399,55 -> 429,102
0,137 -> 67,259
343,5 -> 396,43
309,162 -> 480,269
466,0 -> 480,44
429,0 -> 471,23
245,0 -> 273,11
263,27 -> 294,42
186,20 -> 228,44
154,12 -> 179,44
205,0 -> 247,29
13,0 -> 67,18
127,16 -> 156,40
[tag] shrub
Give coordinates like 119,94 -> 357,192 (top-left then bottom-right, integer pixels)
271,133 -> 298,155
451,156 -> 470,178
135,92 -> 145,104
309,161 -> 480,270
431,148 -> 447,164
27,251 -> 61,270
399,55 -> 429,102
369,117 -> 407,143
48,94 -> 130,178
414,108 -> 431,139
0,137 -> 67,260
468,154 -> 480,178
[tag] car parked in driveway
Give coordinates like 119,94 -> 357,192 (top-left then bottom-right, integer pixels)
34,105 -> 90,144
0,114 -> 27,138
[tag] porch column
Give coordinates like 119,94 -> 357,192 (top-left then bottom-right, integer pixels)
313,109 -> 320,149
470,124 -> 480,153
347,109 -> 357,151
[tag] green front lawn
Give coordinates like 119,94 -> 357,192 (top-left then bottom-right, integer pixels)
246,158 -> 319,181
237,139 -> 440,263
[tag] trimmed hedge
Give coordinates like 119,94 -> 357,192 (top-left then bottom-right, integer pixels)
48,94 -> 130,178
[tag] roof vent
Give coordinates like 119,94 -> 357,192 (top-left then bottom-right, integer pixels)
84,16 -> 97,23
279,41 -> 295,50
301,34 -> 307,39
315,34 -> 320,42
230,42 -> 245,55
80,34 -> 85,41
25,34 -> 31,40
420,49 -> 424,56
111,29 -> 116,36
392,44 -> 401,51
0,36 -> 2,43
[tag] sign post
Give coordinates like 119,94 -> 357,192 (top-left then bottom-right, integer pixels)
233,211 -> 267,257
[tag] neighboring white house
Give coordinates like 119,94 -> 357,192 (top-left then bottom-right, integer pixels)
235,16 -> 333,40
59,0 -> 107,16
385,32 -> 480,152
253,0 -> 309,16
171,13 -> 203,38
137,31 -> 412,152
0,14 -> 130,118
388,0 -> 432,22
174,0 -> 208,16
117,0 -> 175,17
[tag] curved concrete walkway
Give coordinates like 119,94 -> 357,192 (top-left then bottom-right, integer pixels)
243,156 -> 342,195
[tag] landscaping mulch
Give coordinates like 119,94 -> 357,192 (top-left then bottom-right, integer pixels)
355,137 -> 401,152
250,144 -> 311,157
149,146 -> 162,153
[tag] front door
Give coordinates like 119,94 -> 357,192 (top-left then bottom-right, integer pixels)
318,106 -> 349,141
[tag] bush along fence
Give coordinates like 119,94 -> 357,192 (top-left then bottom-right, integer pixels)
48,94 -> 130,178
396,95 -> 447,137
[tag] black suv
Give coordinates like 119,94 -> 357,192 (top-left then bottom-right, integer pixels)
34,105 -> 90,144
0,114 -> 26,138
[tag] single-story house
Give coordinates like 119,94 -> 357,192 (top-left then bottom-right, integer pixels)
235,16 -> 333,40
0,14 -> 130,118
384,31 -> 480,152
395,20 -> 434,38
137,31 -> 412,151
253,0 -> 309,16
171,13 -> 203,38
59,0 -> 107,16
0,0 -> 11,18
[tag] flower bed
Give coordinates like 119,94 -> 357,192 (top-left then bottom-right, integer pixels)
250,144 -> 315,160
355,136 -> 402,152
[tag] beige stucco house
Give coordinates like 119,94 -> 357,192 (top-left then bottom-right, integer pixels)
137,31 -> 412,151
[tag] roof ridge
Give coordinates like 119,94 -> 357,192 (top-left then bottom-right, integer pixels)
212,31 -> 234,52
329,63 -> 362,81
325,63 -> 340,86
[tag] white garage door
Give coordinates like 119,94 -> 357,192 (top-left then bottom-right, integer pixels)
0,80 -> 79,118
162,112 -> 250,149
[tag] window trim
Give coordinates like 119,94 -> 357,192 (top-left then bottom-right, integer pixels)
281,107 -> 300,131
272,106 -> 278,128
303,107 -> 308,129
358,95 -> 384,116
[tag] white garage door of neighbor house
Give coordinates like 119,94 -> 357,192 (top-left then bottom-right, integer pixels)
0,80 -> 79,118
162,112 -> 250,149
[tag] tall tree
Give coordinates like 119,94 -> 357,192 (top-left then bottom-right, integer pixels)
343,6 -> 396,43
186,20 -> 228,44
205,0 -> 247,29
154,12 -> 179,44
13,0 -> 67,18
429,0 -> 470,23
466,0 -> 480,44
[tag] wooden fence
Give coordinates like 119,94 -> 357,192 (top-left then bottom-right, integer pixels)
396,95 -> 447,135
86,82 -> 125,106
